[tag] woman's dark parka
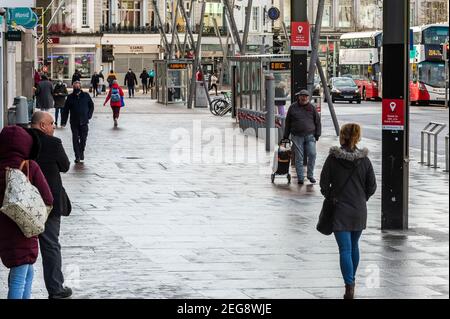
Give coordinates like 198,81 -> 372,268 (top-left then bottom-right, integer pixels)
320,146 -> 377,232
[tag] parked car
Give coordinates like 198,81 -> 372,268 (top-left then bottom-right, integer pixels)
313,75 -> 322,96
326,77 -> 361,103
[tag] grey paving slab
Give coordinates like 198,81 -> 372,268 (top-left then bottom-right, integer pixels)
0,96 -> 448,299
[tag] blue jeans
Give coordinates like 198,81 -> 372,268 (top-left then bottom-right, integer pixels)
55,107 -> 62,125
290,134 -> 317,180
334,231 -> 363,285
8,264 -> 34,299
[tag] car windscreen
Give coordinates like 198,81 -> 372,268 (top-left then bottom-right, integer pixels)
333,78 -> 357,87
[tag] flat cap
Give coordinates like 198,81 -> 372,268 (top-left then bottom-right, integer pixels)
296,89 -> 310,96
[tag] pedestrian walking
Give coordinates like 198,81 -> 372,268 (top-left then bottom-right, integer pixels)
124,68 -> 138,98
283,89 -> 321,184
98,71 -> 105,95
106,70 -> 117,89
104,80 -> 124,127
52,80 -> 68,127
61,81 -> 94,164
0,125 -> 53,299
319,123 -> 377,299
34,69 -> 41,88
148,69 -> 155,89
209,72 -> 218,96
29,111 -> 73,299
90,72 -> 100,97
36,75 -> 55,111
140,69 -> 150,94
275,82 -> 288,116
71,69 -> 81,85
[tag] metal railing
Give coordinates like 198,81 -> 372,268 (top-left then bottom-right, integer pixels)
100,25 -> 159,34
420,122 -> 447,168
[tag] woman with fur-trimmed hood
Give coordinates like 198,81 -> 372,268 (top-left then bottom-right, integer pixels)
320,123 -> 377,299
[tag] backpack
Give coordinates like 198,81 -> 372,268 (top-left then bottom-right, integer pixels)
111,88 -> 120,102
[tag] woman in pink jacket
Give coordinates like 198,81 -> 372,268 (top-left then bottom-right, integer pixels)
0,126 -> 54,299
103,80 -> 124,127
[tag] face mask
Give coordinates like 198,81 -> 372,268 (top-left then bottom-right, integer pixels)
73,88 -> 81,94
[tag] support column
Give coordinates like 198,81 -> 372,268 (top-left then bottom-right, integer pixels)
381,0 -> 410,230
143,0 -> 149,27
291,0 -> 308,102
21,30 -> 35,104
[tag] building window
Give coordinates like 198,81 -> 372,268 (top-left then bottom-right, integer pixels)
118,0 -> 142,28
322,0 -> 333,28
204,2 -> 224,34
252,7 -> 259,32
102,0 -> 110,26
82,0 -> 88,26
359,0 -> 379,30
338,0 -> 353,28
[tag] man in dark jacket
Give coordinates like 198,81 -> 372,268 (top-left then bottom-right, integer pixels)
36,75 -> 54,110
124,68 -> 138,98
283,89 -> 321,184
71,69 -> 81,85
30,111 -> 72,299
90,72 -> 100,97
61,81 -> 94,163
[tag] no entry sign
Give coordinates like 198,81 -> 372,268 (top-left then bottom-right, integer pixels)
291,22 -> 311,51
382,99 -> 404,130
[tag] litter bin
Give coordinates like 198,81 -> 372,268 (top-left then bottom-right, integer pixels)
195,81 -> 208,108
14,96 -> 29,125
7,107 -> 16,125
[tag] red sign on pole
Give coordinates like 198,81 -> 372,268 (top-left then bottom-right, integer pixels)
382,99 -> 405,130
291,22 -> 311,51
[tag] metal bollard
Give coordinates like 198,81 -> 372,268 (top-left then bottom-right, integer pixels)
265,74 -> 275,152
445,134 -> 449,173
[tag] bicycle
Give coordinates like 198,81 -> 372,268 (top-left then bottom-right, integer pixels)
210,91 -> 232,116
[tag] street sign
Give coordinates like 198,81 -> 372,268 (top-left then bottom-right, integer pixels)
7,7 -> 33,26
267,7 -> 280,21
21,11 -> 38,29
382,99 -> 404,131
290,21 -> 311,51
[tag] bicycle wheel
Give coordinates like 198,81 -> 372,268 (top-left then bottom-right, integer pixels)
209,99 -> 221,115
217,101 -> 231,116
214,99 -> 229,116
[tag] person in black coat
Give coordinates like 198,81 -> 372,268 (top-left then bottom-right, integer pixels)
71,69 -> 81,85
61,81 -> 94,163
90,72 -> 100,97
124,68 -> 138,98
29,111 -> 73,299
320,123 -> 377,299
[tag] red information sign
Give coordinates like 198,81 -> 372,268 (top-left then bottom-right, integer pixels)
291,22 -> 311,51
382,99 -> 405,130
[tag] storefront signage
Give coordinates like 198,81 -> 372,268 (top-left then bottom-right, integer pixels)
48,37 -> 60,44
291,21 -> 311,51
102,45 -> 114,62
382,99 -> 404,130
6,30 -> 21,41
168,63 -> 188,69
129,45 -> 144,53
269,61 -> 291,71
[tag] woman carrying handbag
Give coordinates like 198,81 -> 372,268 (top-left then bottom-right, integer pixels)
0,126 -> 53,299
319,123 -> 377,299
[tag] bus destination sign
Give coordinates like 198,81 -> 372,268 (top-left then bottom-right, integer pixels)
168,63 -> 188,69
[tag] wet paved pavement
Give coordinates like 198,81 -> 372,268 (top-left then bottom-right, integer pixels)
0,95 -> 448,299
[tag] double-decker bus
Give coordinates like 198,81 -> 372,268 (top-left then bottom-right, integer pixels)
410,24 -> 448,105
338,31 -> 382,100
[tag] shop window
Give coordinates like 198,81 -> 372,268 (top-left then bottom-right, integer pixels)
75,54 -> 95,78
51,55 -> 70,80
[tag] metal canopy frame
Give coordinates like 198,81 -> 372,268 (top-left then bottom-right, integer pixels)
229,54 -> 292,113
